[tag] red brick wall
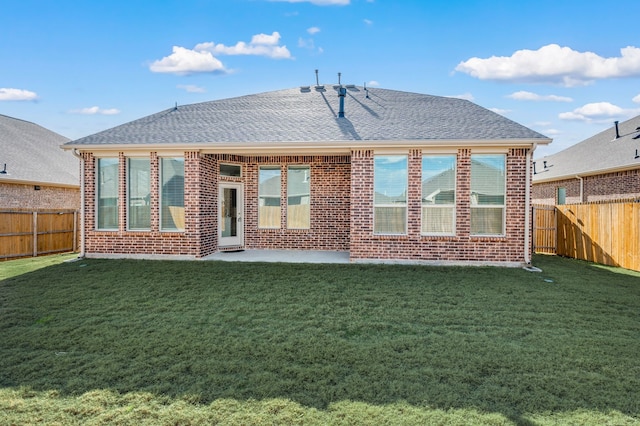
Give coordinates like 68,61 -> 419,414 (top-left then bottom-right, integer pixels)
80,149 -> 530,263
532,168 -> 640,205
0,182 -> 79,209
350,148 -> 530,264
243,155 -> 351,251
82,152 -> 195,257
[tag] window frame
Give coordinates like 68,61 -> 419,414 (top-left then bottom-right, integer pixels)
159,156 -> 185,232
258,165 -> 282,229
287,165 -> 311,229
373,154 -> 408,235
95,157 -> 119,231
470,153 -> 506,237
126,157 -> 151,231
421,154 -> 457,236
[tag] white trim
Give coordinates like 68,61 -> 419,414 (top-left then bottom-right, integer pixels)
64,138 -> 550,155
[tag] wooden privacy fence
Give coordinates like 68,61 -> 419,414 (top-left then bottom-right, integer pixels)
533,205 -> 557,255
533,203 -> 640,272
0,209 -> 78,260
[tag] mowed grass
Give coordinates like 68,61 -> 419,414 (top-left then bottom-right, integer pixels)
0,254 -> 639,425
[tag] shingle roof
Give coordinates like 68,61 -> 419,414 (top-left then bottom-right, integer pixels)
533,115 -> 640,182
65,87 -> 549,148
0,114 -> 78,187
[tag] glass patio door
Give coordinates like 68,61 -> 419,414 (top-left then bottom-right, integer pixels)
219,183 -> 244,247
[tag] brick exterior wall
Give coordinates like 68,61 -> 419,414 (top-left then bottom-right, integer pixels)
0,182 -> 79,210
350,148 -> 531,264
80,148 -> 530,263
532,168 -> 640,205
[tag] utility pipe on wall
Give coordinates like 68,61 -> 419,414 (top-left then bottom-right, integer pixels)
575,175 -> 584,203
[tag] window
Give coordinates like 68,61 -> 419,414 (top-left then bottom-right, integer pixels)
259,166 -> 281,228
470,154 -> 505,235
287,166 -> 310,229
557,187 -> 566,205
160,157 -> 185,231
374,155 -> 407,234
220,163 -> 241,177
97,158 -> 119,230
127,158 -> 151,230
422,155 -> 456,234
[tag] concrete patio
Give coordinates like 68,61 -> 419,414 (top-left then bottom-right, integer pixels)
200,249 -> 351,264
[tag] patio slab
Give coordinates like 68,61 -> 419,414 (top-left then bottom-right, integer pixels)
200,249 -> 351,264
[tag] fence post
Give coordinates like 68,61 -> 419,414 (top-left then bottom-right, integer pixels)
32,211 -> 38,257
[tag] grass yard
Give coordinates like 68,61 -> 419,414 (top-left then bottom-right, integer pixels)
0,254 -> 639,425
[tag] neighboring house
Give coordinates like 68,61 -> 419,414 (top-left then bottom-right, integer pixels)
0,114 -> 79,209
62,86 -> 550,265
532,115 -> 640,205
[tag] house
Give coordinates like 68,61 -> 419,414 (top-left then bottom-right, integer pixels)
62,85 -> 551,265
532,115 -> 640,205
0,114 -> 79,209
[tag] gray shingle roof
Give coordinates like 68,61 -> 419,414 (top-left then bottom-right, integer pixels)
533,115 -> 640,182
0,114 -> 78,187
65,87 -> 549,148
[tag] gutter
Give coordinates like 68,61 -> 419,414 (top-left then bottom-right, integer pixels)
71,149 -> 85,258
524,143 -> 537,265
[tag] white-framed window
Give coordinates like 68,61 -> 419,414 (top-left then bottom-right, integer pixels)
96,158 -> 119,230
422,154 -> 456,235
287,165 -> 310,229
127,158 -> 151,230
374,155 -> 407,234
470,154 -> 506,236
160,157 -> 185,231
258,166 -> 281,228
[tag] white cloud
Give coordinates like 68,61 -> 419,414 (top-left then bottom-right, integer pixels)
150,46 -> 226,75
633,93 -> 640,103
449,92 -> 474,101
363,19 -> 373,25
490,108 -> 511,115
195,32 -> 291,59
177,84 -> 206,93
456,44 -> 640,87
366,80 -> 380,87
69,106 -> 120,115
0,88 -> 38,101
558,102 -> 638,122
507,91 -> 573,102
269,0 -> 349,5
307,27 -> 321,35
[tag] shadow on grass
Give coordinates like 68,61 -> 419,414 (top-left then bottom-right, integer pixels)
1,255 -> 639,424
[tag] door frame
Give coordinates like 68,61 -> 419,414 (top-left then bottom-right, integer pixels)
218,182 -> 244,248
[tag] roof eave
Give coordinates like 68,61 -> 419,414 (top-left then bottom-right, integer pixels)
533,163 -> 640,184
63,138 -> 551,155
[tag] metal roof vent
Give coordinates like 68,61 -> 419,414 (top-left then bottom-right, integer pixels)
614,120 -> 621,139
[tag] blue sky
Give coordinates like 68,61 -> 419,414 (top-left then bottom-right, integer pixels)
2,0 -> 639,158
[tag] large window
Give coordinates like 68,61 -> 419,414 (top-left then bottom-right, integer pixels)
287,166 -> 310,229
259,166 -> 281,228
96,158 -> 119,230
422,155 -> 456,235
470,154 -> 506,235
160,157 -> 185,231
374,155 -> 407,234
127,158 -> 151,230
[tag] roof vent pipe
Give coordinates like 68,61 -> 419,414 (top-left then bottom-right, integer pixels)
614,120 -> 621,139
338,87 -> 346,118
315,69 -> 320,86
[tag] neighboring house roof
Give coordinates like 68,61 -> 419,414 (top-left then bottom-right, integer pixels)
64,87 -> 550,152
533,115 -> 640,183
0,114 -> 78,187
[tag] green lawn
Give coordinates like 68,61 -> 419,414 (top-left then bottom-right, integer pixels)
1,254 -> 639,425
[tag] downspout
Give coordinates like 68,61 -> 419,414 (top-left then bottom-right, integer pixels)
524,143 -> 537,265
71,149 -> 85,258
575,175 -> 584,203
